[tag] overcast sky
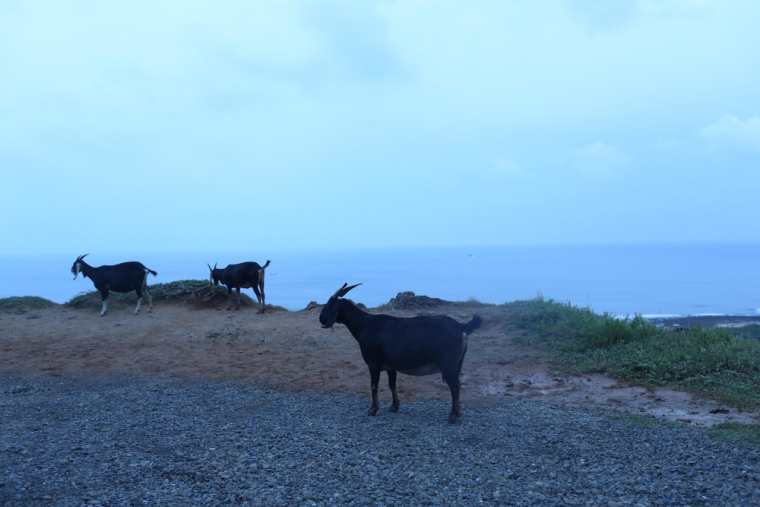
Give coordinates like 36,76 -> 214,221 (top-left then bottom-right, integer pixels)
2,0 -> 759,255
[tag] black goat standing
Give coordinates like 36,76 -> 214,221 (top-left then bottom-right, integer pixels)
319,283 -> 481,423
71,254 -> 158,316
208,260 -> 270,312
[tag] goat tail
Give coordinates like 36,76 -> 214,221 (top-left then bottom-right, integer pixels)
462,314 -> 482,335
262,260 -> 271,270
145,267 -> 158,277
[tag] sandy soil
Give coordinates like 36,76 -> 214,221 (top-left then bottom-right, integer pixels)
1,302 -> 757,426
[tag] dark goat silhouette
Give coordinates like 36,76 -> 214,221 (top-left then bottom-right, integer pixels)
319,283 -> 481,423
71,254 -> 157,316
208,260 -> 270,311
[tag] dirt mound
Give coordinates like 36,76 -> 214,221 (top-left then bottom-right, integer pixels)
303,301 -> 322,312
0,296 -> 57,314
382,291 -> 452,310
66,280 -> 257,309
65,280 -> 292,311
183,284 -> 258,309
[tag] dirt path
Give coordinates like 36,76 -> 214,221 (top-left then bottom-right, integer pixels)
1,302 -> 757,426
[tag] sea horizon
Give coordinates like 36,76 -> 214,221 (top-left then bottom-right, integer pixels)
2,243 -> 759,317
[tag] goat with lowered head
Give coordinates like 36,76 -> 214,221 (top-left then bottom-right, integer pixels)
208,260 -> 270,311
319,283 -> 481,423
71,254 -> 157,316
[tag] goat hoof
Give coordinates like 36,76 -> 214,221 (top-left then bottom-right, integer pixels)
448,413 -> 460,424
389,404 -> 399,413
368,406 -> 379,416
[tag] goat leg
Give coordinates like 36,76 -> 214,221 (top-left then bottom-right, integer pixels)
387,370 -> 400,412
445,374 -> 462,424
368,366 -> 380,416
99,290 -> 109,317
252,286 -> 263,313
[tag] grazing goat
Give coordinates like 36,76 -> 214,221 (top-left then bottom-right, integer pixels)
319,283 -> 481,423
70,254 -> 157,316
208,260 -> 270,311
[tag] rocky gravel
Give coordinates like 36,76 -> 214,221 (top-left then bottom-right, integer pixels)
1,375 -> 759,506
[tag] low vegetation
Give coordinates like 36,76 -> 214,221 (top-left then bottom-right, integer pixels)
66,280 -> 225,308
709,423 -> 760,446
508,299 -> 760,410
0,296 -> 57,313
66,279 -> 288,311
379,291 -> 474,310
728,324 -> 760,342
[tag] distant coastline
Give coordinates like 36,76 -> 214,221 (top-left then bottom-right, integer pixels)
1,244 -> 758,316
647,314 -> 760,330
2,287 -> 760,339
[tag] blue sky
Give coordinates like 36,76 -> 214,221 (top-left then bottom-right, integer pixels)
1,0 -> 759,255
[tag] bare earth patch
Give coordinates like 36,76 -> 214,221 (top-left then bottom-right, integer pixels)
1,302 -> 757,426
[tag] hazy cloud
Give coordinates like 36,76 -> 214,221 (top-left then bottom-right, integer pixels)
700,115 -> 760,153
566,0 -> 638,31
304,2 -> 406,83
572,142 -> 630,178
1,1 -> 760,253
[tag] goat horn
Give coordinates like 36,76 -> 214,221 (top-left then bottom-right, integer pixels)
337,282 -> 362,298
207,263 -> 212,272
332,282 -> 348,298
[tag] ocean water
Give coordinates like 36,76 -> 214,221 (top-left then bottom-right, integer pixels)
1,245 -> 759,317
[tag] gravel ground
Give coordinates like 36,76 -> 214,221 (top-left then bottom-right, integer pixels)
1,375 -> 759,506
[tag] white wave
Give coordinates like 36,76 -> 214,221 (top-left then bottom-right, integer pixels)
640,313 -> 683,319
613,313 -> 683,320
717,321 -> 760,329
